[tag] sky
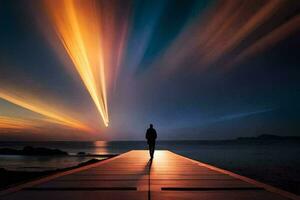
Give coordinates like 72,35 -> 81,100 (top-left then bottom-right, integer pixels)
0,0 -> 299,141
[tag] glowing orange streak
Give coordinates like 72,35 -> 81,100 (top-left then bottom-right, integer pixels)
113,27 -> 127,92
0,91 -> 90,132
0,116 -> 42,132
99,1 -> 130,93
200,1 -> 247,52
152,0 -> 239,73
45,0 -> 109,127
202,0 -> 283,65
155,0 -> 284,74
227,15 -> 300,68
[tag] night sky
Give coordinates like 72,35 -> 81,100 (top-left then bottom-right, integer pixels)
0,0 -> 299,141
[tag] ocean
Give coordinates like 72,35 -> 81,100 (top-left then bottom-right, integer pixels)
0,140 -> 299,194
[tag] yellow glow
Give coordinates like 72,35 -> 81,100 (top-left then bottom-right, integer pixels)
45,0 -> 109,127
0,116 -> 40,131
0,91 -> 90,132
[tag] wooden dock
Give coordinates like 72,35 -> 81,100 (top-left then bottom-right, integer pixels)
0,150 -> 298,200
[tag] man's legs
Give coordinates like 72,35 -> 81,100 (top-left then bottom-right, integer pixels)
150,142 -> 155,158
148,143 -> 152,158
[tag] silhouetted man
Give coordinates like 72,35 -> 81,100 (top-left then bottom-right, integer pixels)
146,124 -> 157,159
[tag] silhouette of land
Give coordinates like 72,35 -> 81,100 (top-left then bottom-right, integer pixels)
0,146 -> 68,156
0,146 -> 117,157
236,134 -> 300,141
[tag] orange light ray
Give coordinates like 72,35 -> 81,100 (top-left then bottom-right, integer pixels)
0,91 -> 91,132
201,0 -> 283,66
0,116 -> 41,132
44,0 -> 109,127
227,15 -> 300,68
153,0 -> 288,76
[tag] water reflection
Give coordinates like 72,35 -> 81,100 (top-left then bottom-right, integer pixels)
92,141 -> 109,154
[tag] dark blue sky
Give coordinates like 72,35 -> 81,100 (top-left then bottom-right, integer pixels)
0,0 -> 299,140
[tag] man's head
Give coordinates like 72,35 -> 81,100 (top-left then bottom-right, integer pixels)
150,124 -> 153,128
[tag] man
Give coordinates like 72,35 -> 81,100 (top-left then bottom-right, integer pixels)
145,124 -> 157,159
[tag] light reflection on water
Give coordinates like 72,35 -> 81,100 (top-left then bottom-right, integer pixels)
92,141 -> 109,154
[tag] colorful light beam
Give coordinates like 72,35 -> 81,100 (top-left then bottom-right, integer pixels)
152,0 -> 296,75
227,15 -> 300,68
0,116 -> 41,132
0,90 -> 90,132
44,0 -> 110,127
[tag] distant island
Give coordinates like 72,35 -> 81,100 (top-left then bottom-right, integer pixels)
236,134 -> 300,141
0,146 -> 68,156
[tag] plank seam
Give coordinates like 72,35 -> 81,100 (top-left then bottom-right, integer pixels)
161,187 -> 265,191
23,187 -> 137,191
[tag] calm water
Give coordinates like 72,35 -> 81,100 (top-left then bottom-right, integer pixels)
0,140 -> 299,194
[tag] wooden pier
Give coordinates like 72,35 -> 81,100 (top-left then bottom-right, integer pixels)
0,150 -> 298,200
